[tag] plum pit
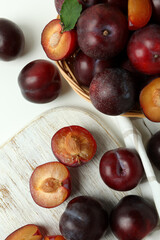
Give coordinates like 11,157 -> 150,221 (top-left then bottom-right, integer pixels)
51,126 -> 97,167
40,177 -> 61,193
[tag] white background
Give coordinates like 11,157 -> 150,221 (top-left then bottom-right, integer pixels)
0,1 -> 160,239
0,0 -> 104,146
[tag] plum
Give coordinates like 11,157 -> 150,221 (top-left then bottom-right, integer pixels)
77,4 -> 129,59
103,0 -> 128,13
99,148 -> 144,191
5,224 -> 42,240
41,19 -> 77,61
147,130 -> 160,170
0,18 -> 25,61
128,0 -> 152,30
51,125 -> 97,167
29,162 -> 71,208
73,50 -> 115,87
89,68 -> 136,115
152,0 -> 160,23
140,77 -> 160,122
59,196 -> 108,240
54,0 -> 101,13
127,24 -> 160,75
18,59 -> 61,103
110,195 -> 158,240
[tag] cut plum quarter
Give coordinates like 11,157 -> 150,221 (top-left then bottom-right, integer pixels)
41,19 -> 77,61
51,126 -> 97,167
128,0 -> 152,30
140,77 -> 160,122
30,162 -> 71,208
44,235 -> 65,240
5,224 -> 42,240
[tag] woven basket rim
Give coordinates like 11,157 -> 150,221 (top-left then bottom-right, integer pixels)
56,59 -> 145,118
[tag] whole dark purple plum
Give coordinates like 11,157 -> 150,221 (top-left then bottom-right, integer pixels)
18,59 -> 61,103
89,68 -> 136,115
73,50 -> 115,87
59,196 -> 108,240
110,195 -> 158,240
147,130 -> 160,170
103,0 -> 128,13
54,0 -> 101,13
0,18 -> 25,61
77,4 -> 129,59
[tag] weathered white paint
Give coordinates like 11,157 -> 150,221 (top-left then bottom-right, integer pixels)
0,107 -> 142,239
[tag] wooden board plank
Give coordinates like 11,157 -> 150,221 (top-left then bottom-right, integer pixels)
0,107 -> 142,239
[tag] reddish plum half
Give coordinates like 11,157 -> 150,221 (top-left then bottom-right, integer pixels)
139,77 -> 160,122
30,162 -> 71,208
18,59 -> 61,103
41,19 -> 77,61
77,4 -> 129,59
0,18 -> 25,61
128,0 -> 152,30
110,195 -> 158,240
51,125 -> 97,167
89,68 -> 136,115
5,224 -> 42,240
127,24 -> 160,75
59,196 -> 108,240
99,148 -> 144,191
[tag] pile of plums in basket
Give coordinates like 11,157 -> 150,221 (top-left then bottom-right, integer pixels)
40,0 -> 160,122
5,125 -> 159,240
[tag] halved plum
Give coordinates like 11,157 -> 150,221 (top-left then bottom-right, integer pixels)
41,19 -> 77,61
51,126 -> 97,167
140,77 -> 160,122
44,235 -> 65,240
5,224 -> 42,240
29,162 -> 71,208
128,0 -> 152,30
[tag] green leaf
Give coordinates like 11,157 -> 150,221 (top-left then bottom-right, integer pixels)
60,0 -> 82,32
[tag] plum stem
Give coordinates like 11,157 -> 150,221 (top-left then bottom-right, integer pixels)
154,54 -> 159,59
65,133 -> 81,156
103,30 -> 109,36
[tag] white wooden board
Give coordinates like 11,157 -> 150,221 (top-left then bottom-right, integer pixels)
0,106 -> 143,239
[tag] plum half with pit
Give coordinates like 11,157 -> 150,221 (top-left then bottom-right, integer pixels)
110,195 -> 158,240
51,125 -> 97,167
18,59 -> 61,103
73,50 -> 115,87
59,196 -> 108,240
77,4 -> 129,59
41,19 -> 77,61
147,130 -> 160,170
89,68 -> 136,116
99,148 -> 144,191
5,224 -> 42,240
0,18 -> 25,61
29,162 -> 71,208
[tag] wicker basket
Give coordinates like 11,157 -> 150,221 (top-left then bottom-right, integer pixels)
56,59 -> 145,118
